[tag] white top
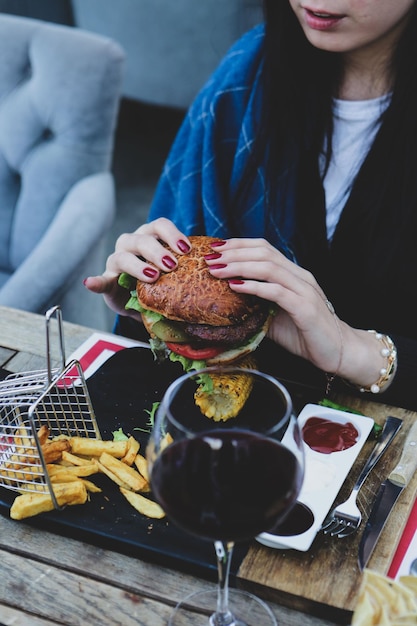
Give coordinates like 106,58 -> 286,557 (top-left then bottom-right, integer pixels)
321,95 -> 391,240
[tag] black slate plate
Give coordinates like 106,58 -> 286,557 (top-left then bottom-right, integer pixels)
0,348 -> 250,581
0,344 -> 322,580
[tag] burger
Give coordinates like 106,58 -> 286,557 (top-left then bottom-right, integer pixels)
120,235 -> 275,371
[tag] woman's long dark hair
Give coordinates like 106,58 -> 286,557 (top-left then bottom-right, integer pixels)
262,1 -> 339,162
237,1 -> 417,277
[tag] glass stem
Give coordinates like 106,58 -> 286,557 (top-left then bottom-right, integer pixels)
211,540 -> 235,626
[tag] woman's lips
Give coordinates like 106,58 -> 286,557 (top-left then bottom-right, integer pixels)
304,8 -> 345,30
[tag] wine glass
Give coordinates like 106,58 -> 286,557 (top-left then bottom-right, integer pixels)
147,366 -> 304,626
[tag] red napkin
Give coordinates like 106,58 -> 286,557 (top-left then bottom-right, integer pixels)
388,496 -> 417,578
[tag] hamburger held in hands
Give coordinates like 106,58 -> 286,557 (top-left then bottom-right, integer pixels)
120,236 -> 274,369
119,235 -> 276,420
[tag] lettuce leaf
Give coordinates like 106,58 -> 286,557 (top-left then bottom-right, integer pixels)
118,272 -> 135,290
120,275 -> 164,323
112,428 -> 129,441
168,351 -> 205,373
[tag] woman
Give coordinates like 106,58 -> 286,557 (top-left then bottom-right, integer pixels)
85,0 -> 417,409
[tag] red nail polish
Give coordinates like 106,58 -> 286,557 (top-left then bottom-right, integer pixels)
204,252 -> 222,260
162,255 -> 176,269
209,263 -> 227,270
143,267 -> 158,278
177,239 -> 191,253
229,279 -> 245,285
210,240 -> 226,247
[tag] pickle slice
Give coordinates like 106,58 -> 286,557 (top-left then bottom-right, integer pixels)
152,319 -> 189,342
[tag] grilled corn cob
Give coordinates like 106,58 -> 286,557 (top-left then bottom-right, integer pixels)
194,356 -> 256,421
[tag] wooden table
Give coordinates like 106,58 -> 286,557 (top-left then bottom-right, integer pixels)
0,305 -> 416,626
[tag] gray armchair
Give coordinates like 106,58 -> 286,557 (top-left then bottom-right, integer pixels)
0,13 -> 124,330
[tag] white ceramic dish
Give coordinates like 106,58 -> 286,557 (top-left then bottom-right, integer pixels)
256,403 -> 374,552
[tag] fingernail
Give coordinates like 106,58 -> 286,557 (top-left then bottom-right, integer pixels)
83,278 -> 88,286
229,279 -> 245,285
177,239 -> 191,253
162,255 -> 177,269
204,252 -> 222,260
210,240 -> 226,247
143,267 -> 158,278
209,263 -> 227,270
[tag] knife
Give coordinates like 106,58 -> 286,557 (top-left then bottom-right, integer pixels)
358,420 -> 417,570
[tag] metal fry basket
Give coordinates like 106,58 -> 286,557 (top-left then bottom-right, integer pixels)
0,306 -> 101,508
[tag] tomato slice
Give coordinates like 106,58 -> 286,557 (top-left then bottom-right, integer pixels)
165,342 -> 224,360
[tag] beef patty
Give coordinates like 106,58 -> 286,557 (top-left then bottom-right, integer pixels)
183,308 -> 269,345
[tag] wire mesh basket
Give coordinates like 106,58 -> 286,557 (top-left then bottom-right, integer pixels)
0,306 -> 101,508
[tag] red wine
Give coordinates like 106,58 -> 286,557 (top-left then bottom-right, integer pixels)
151,429 -> 303,542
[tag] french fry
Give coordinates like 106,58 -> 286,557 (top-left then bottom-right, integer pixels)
120,487 -> 165,519
37,425 -> 50,446
97,461 -> 131,489
50,473 -> 83,483
134,453 -> 149,482
6,431 -> 162,522
121,436 -> 140,466
61,450 -> 95,466
18,483 -> 50,494
70,437 -> 128,458
99,451 -> 147,492
161,433 -> 173,450
81,479 -> 102,493
42,439 -> 71,464
5,450 -> 35,466
10,480 -> 87,520
14,425 -> 34,450
1,461 -> 43,483
47,461 -> 99,478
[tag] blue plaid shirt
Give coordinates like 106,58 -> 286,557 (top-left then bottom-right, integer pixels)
148,24 -> 298,263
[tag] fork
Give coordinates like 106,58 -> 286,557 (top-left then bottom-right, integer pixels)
321,415 -> 402,538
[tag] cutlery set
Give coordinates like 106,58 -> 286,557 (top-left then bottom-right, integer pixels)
358,420 -> 417,570
321,415 -> 417,571
321,416 -> 402,538
258,403 -> 417,560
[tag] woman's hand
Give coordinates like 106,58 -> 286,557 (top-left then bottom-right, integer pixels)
84,218 -> 191,317
204,237 -> 386,387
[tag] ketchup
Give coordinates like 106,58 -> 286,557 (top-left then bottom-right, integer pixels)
302,417 -> 359,454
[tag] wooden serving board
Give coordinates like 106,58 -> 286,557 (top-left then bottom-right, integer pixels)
237,394 -> 417,624
1,332 -> 415,624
